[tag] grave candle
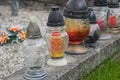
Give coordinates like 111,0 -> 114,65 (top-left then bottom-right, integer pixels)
93,0 -> 109,32
22,17 -> 47,80
63,0 -> 90,54
46,6 -> 68,66
64,0 -> 90,45
108,0 -> 120,33
91,0 -> 111,40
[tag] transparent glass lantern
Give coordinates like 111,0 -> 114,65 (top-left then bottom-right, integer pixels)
46,6 -> 68,66
23,17 -> 47,80
92,7 -> 109,31
92,0 -> 111,40
23,38 -> 46,70
108,0 -> 120,33
92,0 -> 109,31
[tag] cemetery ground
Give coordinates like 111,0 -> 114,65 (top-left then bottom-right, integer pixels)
1,1 -> 120,80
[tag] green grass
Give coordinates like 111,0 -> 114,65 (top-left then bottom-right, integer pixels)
81,52 -> 120,80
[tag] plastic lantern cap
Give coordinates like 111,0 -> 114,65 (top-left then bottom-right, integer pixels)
47,6 -> 64,27
63,0 -> 89,19
94,0 -> 108,7
89,8 -> 97,24
26,17 -> 42,39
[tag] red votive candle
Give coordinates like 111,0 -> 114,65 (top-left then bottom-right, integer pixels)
109,15 -> 116,28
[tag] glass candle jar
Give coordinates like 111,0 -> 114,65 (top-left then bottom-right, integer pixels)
91,0 -> 111,40
85,9 -> 101,45
65,18 -> 90,44
23,17 -> 47,80
46,27 -> 68,59
46,6 -> 68,66
23,38 -> 47,69
63,0 -> 90,54
64,0 -> 90,45
92,0 -> 109,32
108,1 -> 120,33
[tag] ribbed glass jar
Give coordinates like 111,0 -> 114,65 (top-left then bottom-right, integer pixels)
92,7 -> 109,31
23,38 -> 47,71
65,18 -> 90,44
45,26 -> 68,59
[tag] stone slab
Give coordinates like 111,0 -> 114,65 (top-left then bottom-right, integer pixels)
3,33 -> 120,80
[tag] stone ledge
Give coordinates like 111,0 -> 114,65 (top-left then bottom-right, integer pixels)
3,33 -> 120,80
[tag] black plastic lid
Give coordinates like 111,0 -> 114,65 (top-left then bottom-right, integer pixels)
63,0 -> 89,19
89,8 -> 97,24
47,6 -> 64,27
108,3 -> 119,8
94,0 -> 108,6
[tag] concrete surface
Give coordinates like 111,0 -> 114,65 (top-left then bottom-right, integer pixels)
3,33 -> 120,80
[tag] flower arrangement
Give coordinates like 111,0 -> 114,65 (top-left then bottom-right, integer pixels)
17,31 -> 27,41
0,26 -> 27,45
